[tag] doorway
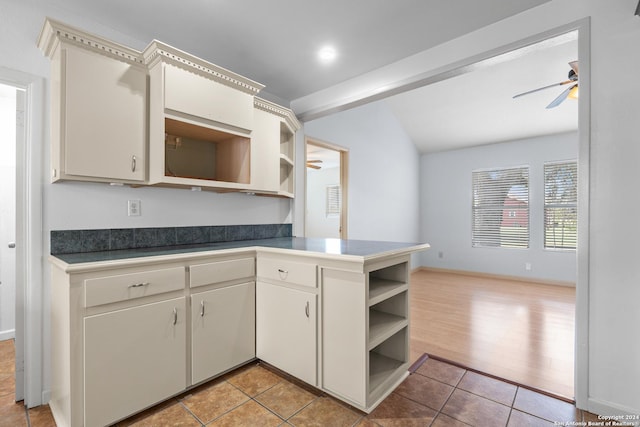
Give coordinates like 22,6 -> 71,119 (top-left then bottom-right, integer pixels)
304,138 -> 348,239
0,69 -> 45,407
0,83 -> 18,345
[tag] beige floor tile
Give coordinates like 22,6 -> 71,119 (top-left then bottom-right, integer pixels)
508,409 -> 555,426
457,371 -> 518,406
289,396 -> 361,427
182,381 -> 249,424
441,388 -> 511,426
415,358 -> 465,386
430,413 -> 471,427
513,388 -> 579,423
209,400 -> 282,426
367,393 -> 437,427
0,374 -> 15,398
255,381 -> 317,419
0,394 -> 28,427
393,373 -> 454,411
124,403 -> 200,427
28,404 -> 57,427
227,365 -> 282,397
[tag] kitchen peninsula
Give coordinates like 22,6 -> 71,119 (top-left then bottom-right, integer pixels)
49,236 -> 429,427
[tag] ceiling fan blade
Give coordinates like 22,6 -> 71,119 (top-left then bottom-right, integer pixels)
569,60 -> 579,75
546,85 -> 575,109
306,164 -> 322,169
513,79 -> 575,99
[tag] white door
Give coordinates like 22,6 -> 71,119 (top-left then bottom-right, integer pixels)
0,82 -> 17,341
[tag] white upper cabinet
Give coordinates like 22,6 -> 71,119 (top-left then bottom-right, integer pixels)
252,98 -> 300,196
143,41 -> 265,190
38,19 -> 300,197
38,19 -> 146,184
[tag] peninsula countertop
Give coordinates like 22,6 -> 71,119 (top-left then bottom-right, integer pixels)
50,237 -> 430,271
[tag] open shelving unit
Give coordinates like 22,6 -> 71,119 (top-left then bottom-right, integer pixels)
366,261 -> 410,404
279,121 -> 295,196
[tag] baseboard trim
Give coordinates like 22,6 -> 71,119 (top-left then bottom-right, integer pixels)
414,266 -> 575,288
587,397 -> 640,419
0,330 -> 15,341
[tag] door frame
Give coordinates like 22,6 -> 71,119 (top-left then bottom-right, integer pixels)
304,137 -> 349,239
0,67 -> 45,406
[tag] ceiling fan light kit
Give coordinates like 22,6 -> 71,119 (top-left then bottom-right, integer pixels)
513,60 -> 579,109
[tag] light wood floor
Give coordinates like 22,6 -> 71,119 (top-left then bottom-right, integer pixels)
409,269 -> 575,399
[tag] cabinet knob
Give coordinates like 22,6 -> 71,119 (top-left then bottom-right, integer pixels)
8,242 -> 15,249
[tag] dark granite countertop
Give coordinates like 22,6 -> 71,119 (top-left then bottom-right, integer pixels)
50,237 -> 430,265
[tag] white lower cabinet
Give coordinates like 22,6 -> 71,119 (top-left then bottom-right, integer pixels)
84,297 -> 186,427
191,282 -> 255,384
256,281 -> 317,386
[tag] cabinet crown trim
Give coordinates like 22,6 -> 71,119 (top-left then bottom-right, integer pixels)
254,97 -> 302,131
143,40 -> 265,95
37,18 -> 144,66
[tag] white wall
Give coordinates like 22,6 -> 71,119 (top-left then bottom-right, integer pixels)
301,101 -> 420,244
292,0 -> 640,417
420,132 -> 577,283
0,83 -> 16,340
306,167 -> 340,238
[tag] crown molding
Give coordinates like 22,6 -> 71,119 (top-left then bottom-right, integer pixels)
143,40 -> 264,95
37,18 -> 144,66
255,97 -> 301,131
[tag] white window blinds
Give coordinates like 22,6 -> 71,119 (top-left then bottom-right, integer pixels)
544,161 -> 577,250
472,166 -> 529,248
326,185 -> 341,216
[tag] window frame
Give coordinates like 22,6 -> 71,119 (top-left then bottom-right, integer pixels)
471,165 -> 530,249
544,160 -> 578,251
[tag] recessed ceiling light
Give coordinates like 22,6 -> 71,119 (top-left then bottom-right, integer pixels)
317,46 -> 337,64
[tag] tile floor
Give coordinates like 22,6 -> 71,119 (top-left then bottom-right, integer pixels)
1,338 -> 631,427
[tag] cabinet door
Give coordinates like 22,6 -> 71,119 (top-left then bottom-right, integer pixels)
256,281 -> 316,385
84,297 -> 186,427
191,282 -> 255,384
164,64 -> 253,131
64,47 -> 146,181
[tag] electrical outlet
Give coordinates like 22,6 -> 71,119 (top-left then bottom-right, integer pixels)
128,199 -> 141,216
525,262 -> 532,271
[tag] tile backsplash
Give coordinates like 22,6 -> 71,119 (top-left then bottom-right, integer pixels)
50,224 -> 292,255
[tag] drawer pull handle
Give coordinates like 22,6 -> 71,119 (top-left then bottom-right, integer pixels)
278,268 -> 288,274
173,308 -> 178,325
305,301 -> 310,318
200,300 -> 205,317
131,155 -> 137,172
128,282 -> 149,288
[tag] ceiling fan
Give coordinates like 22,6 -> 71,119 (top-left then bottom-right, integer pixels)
306,159 -> 323,169
513,61 -> 578,109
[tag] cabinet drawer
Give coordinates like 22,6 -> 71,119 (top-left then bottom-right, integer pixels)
189,258 -> 255,288
84,267 -> 185,308
257,257 -> 317,288
164,64 -> 253,131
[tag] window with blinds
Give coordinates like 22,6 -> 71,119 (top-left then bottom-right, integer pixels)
472,166 -> 529,248
326,185 -> 341,216
544,161 -> 577,250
